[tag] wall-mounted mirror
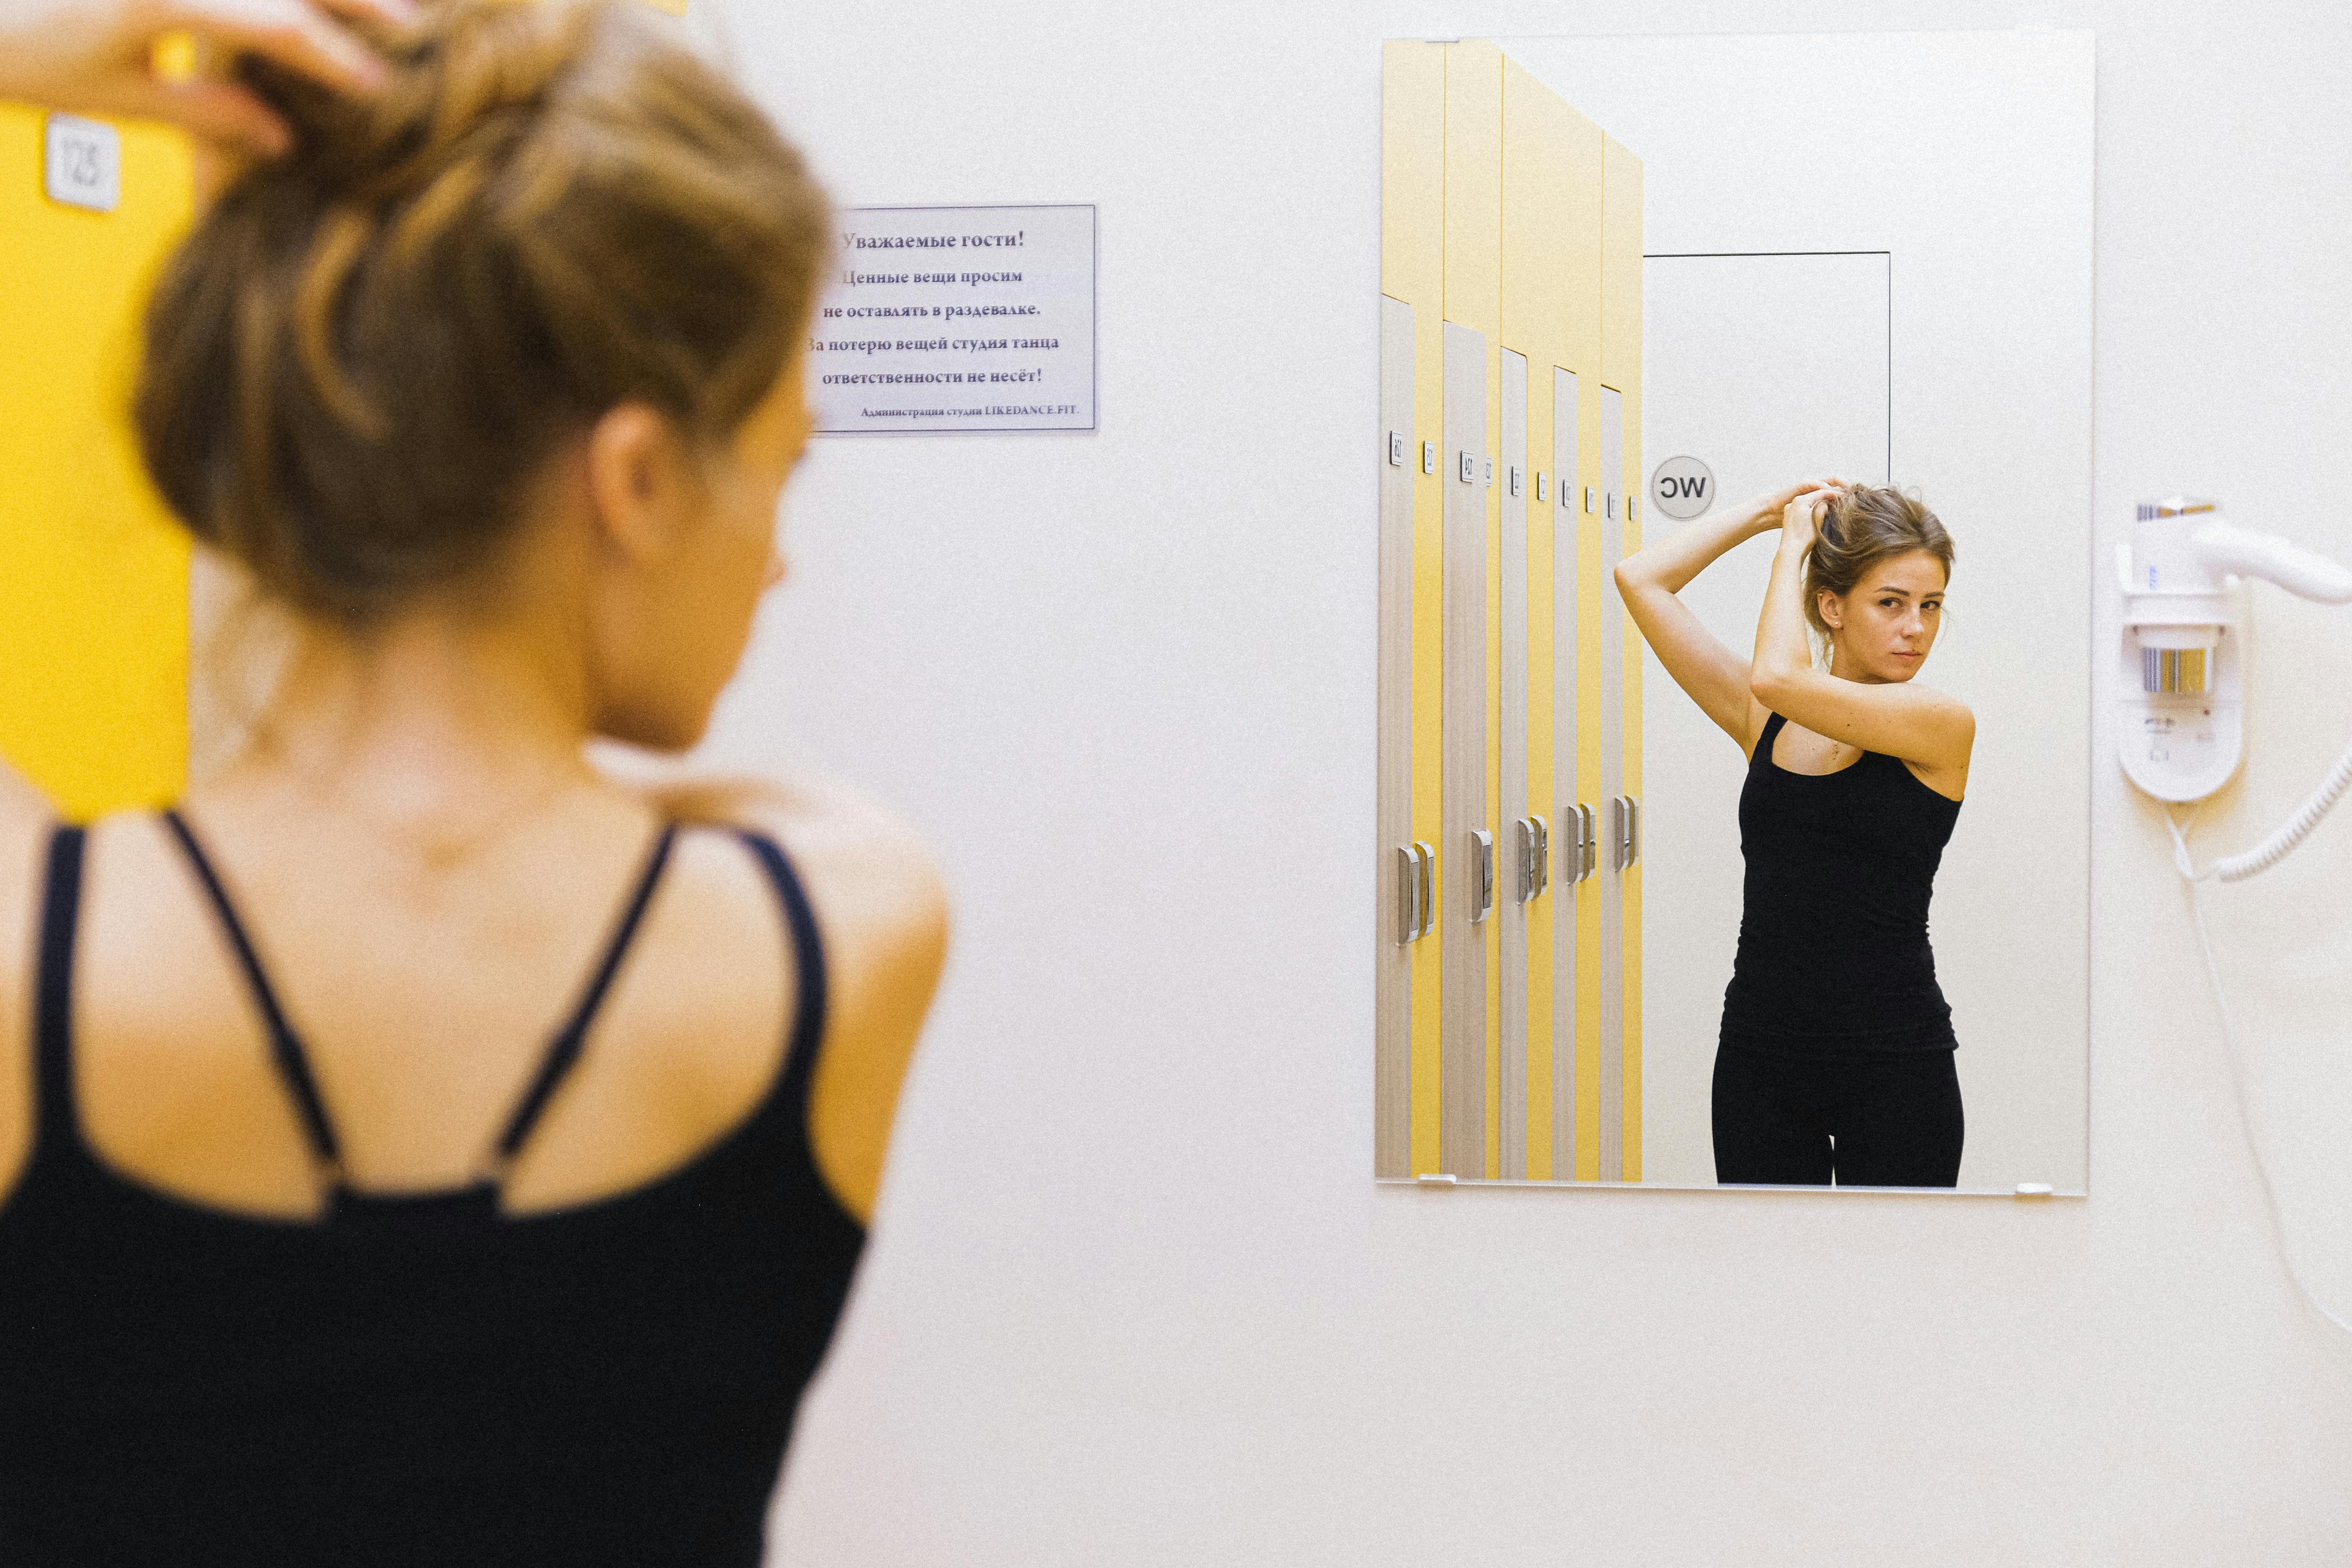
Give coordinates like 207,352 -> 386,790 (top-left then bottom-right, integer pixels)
1375,31 -> 2093,1194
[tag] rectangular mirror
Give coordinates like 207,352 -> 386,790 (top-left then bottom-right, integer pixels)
1376,30 -> 2093,1194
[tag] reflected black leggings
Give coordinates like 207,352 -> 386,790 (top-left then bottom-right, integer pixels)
1711,1043 -> 1964,1187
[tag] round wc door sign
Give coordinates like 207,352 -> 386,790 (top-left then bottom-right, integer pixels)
1651,456 -> 1715,521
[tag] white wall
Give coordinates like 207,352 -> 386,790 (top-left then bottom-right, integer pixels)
682,1 -> 2352,1561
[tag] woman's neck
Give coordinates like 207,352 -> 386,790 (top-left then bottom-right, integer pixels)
206,599 -> 607,860
1826,643 -> 1888,684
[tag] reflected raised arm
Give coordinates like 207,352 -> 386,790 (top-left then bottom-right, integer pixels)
1614,478 -> 1843,754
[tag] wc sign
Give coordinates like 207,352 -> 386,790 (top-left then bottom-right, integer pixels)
1651,456 -> 1715,521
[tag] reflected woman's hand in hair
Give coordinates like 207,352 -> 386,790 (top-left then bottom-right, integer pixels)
1733,477 -> 1844,540
1779,485 -> 1839,550
0,0 -> 414,157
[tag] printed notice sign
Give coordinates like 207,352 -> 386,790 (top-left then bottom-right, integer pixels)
810,204 -> 1096,435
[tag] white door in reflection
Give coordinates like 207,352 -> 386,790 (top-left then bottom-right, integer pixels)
1639,250 -> 1891,1187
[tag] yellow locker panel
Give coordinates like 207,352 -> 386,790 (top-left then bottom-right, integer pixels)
1441,41 -> 1502,1180
1601,134 -> 1644,1180
1381,42 -> 1447,1178
1437,321 -> 1489,1181
1557,103 -> 1606,1183
1379,42 -> 1635,1185
1502,62 -> 1578,1181
0,105 -> 192,820
1376,297 -> 1417,1180
1495,347 -> 1529,1178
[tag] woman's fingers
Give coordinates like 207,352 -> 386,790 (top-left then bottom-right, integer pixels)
311,0 -> 420,23
139,73 -> 291,156
154,0 -> 394,98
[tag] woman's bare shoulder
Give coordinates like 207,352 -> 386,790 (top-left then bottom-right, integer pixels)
622,766 -> 947,1222
637,770 -> 945,936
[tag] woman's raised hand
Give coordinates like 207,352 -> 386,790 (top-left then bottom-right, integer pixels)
1779,488 -> 1836,550
0,0 -> 415,157
1738,477 -> 1844,538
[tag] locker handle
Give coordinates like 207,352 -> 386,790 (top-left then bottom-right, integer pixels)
1469,829 -> 1494,923
1610,795 -> 1642,871
1578,802 -> 1598,882
1530,814 -> 1550,898
1396,842 -> 1439,943
1510,818 -> 1540,904
1415,841 -> 1436,939
1395,844 -> 1419,945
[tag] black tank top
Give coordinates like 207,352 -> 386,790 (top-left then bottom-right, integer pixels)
0,817 -> 865,1566
1721,711 -> 1964,1055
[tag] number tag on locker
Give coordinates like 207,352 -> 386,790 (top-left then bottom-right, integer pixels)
44,114 -> 121,214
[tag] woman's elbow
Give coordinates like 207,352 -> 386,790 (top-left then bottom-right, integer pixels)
1748,665 -> 1793,708
1612,557 -> 1644,601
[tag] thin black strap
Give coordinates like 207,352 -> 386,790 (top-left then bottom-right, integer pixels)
491,822 -> 680,1165
31,826 -> 87,1155
161,810 -> 343,1171
733,829 -> 829,1105
1756,708 -> 1788,760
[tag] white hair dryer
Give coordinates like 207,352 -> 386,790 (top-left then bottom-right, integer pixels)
2120,497 -> 2352,878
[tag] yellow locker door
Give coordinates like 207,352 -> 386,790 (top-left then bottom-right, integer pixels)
1441,41 -> 1502,1180
1381,42 -> 1447,1178
1596,384 -> 1628,1180
1601,134 -> 1645,1180
1376,294 -> 1422,1178
0,105 -> 193,819
1502,60 -> 1578,1181
1495,347 -> 1529,1178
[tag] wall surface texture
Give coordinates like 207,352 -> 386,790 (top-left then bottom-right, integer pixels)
675,1 -> 2352,1561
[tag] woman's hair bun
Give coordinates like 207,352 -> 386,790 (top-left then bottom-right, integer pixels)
136,0 -> 830,625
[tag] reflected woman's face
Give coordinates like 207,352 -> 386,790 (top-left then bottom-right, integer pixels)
1819,549 -> 1948,684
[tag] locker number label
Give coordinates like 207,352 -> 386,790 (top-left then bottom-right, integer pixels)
44,114 -> 120,213
1651,455 -> 1716,522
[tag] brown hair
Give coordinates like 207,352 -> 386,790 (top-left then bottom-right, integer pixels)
135,0 -> 829,626
1804,485 -> 1955,638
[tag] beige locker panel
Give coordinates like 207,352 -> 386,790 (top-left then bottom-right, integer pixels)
1597,383 -> 1626,1181
1550,367 -> 1582,1178
1441,320 -> 1490,1179
1497,349 -> 1530,1179
1376,295 -> 1419,1179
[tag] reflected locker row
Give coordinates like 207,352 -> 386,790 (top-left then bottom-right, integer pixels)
1375,41 -> 1644,1183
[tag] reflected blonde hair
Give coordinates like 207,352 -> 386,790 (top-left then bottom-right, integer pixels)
1805,486 -> 1955,639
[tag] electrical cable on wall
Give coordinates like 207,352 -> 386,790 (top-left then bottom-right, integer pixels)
2166,808 -> 2352,1338
2123,497 -> 2352,1337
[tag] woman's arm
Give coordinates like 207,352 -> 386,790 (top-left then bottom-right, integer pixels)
1615,478 -> 1842,752
0,0 -> 410,157
1749,494 -> 1974,774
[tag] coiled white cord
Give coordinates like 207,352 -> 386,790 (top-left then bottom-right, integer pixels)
2166,806 -> 2352,1336
2171,731 -> 2352,882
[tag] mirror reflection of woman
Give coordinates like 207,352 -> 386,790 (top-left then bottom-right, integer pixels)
1617,482 -> 1971,1187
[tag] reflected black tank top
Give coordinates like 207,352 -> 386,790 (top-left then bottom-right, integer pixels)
0,818 -> 865,1566
1721,712 -> 1964,1054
